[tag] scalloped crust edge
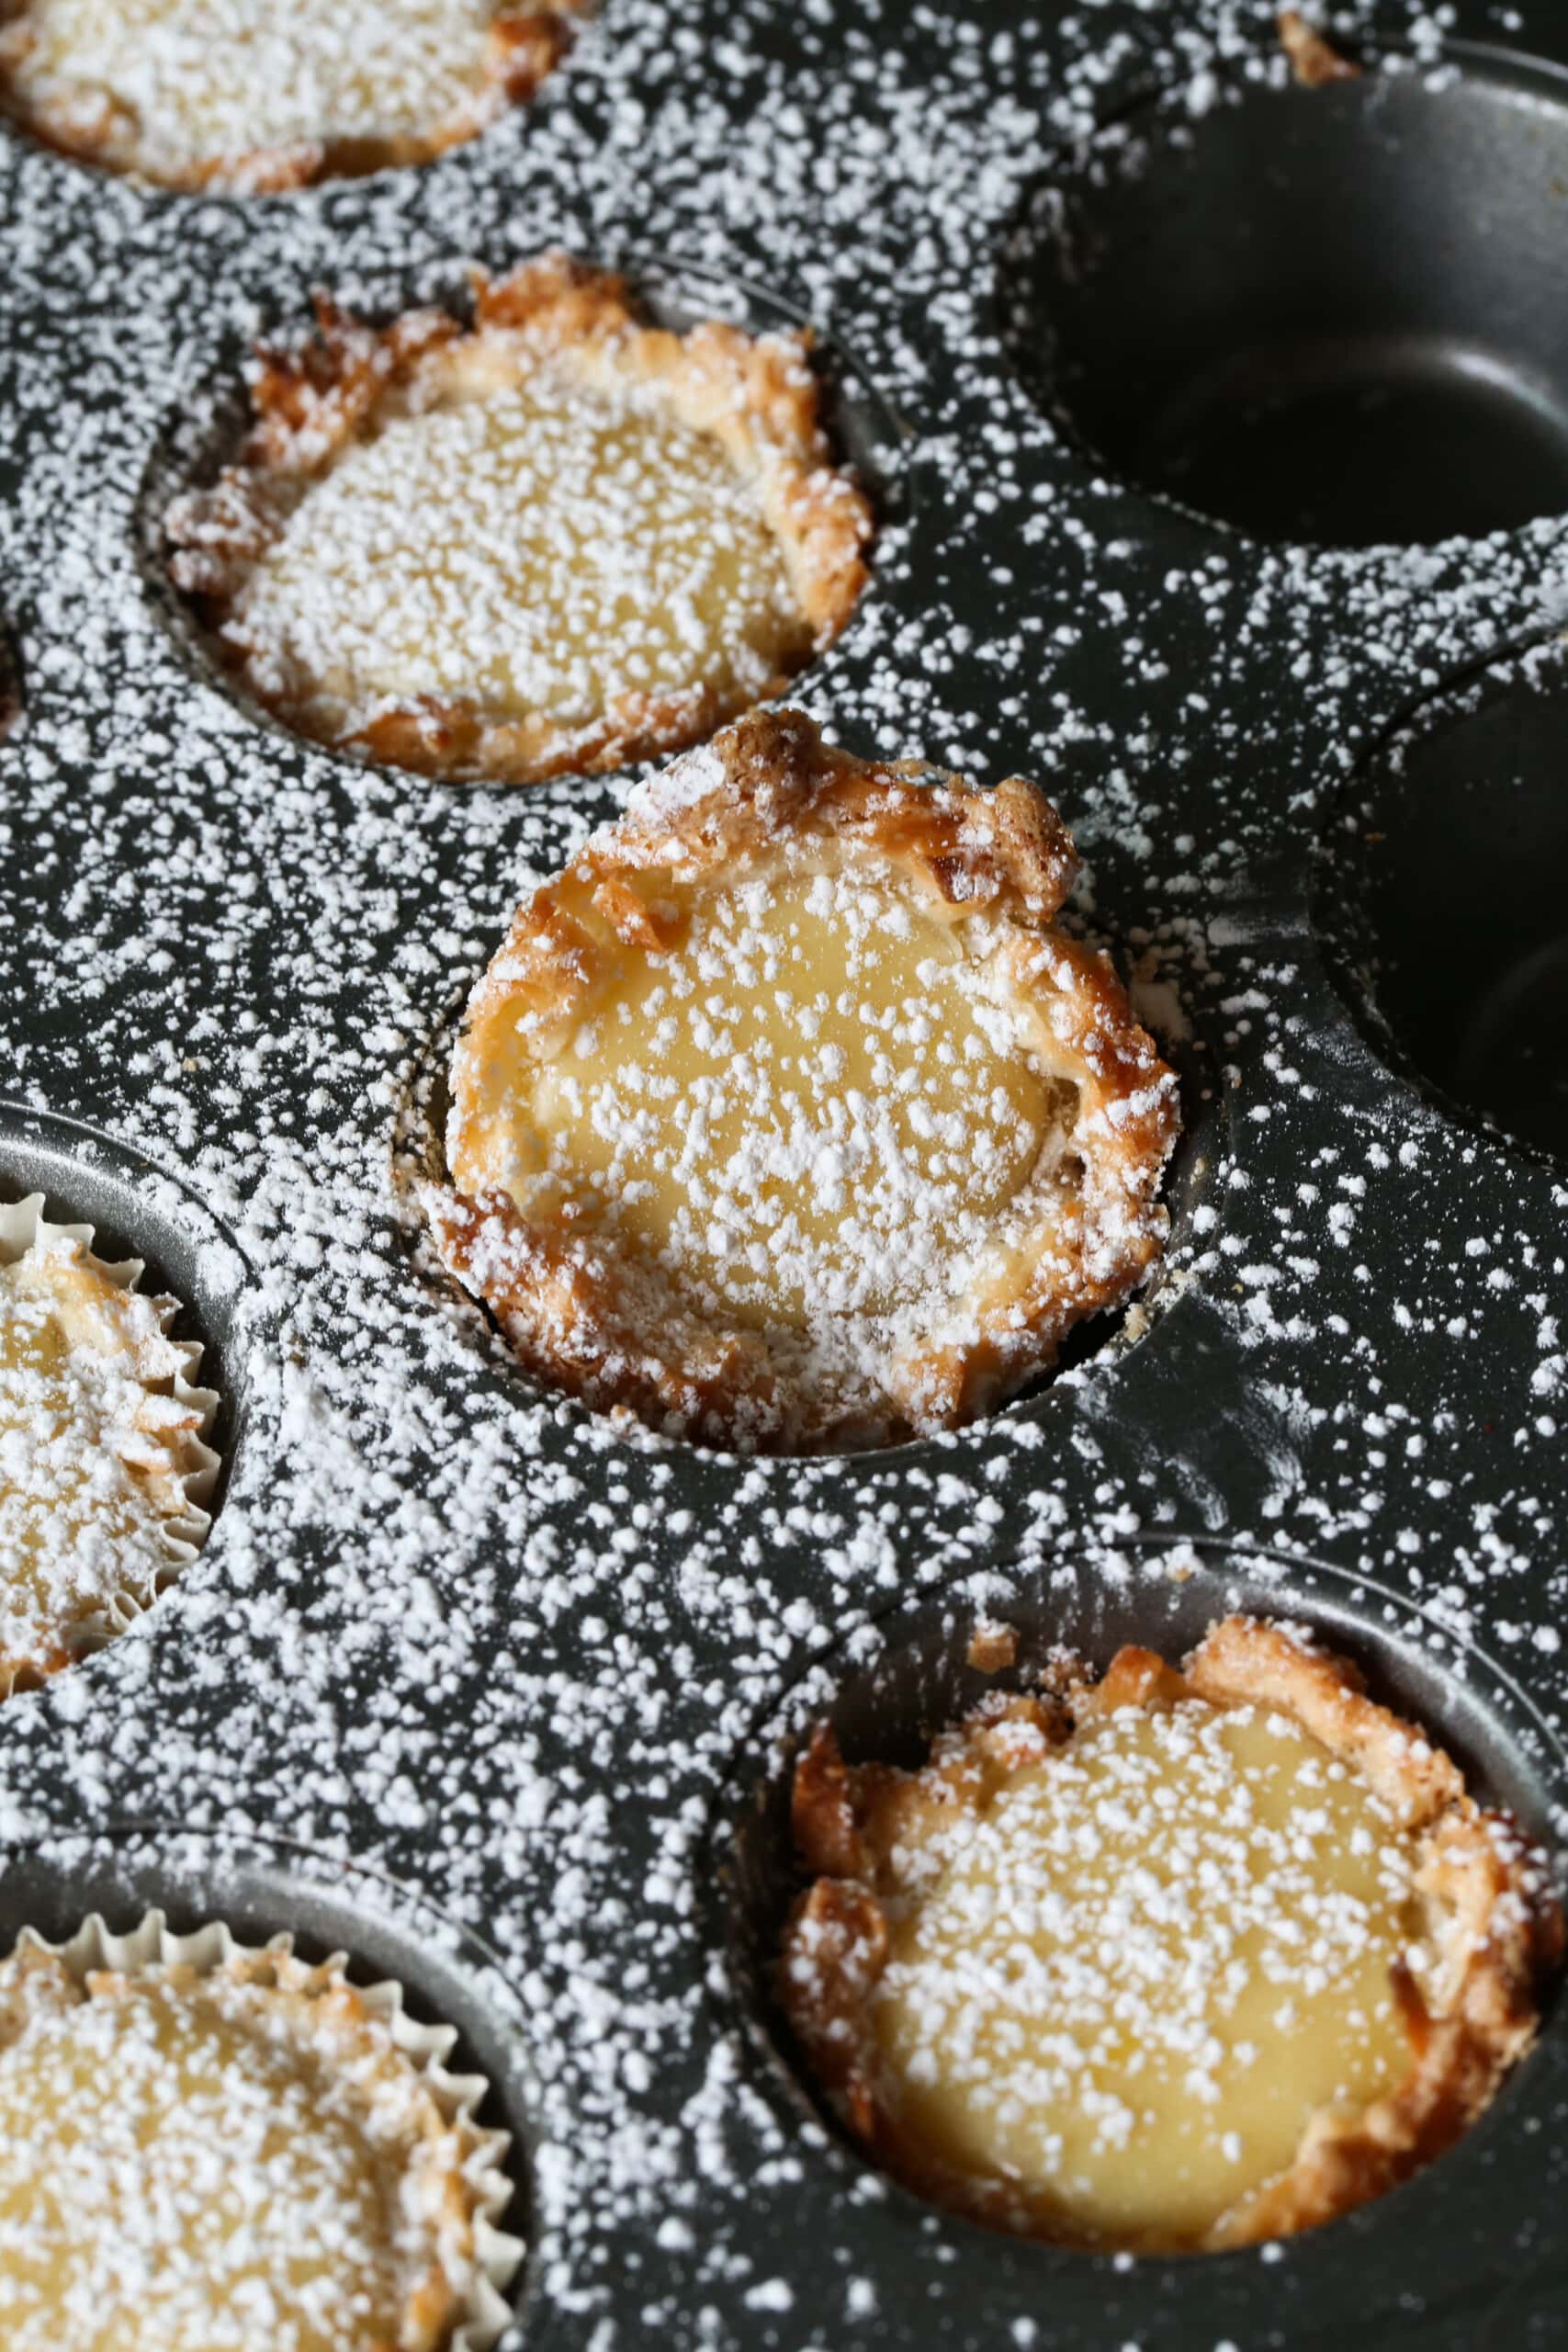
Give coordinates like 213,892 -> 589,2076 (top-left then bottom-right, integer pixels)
0,1191 -> 220,1690
431,706 -> 1179,1451
2,1906 -> 525,2349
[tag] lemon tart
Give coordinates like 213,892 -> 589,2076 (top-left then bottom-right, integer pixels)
0,0 -> 581,189
782,1615 -> 1562,2250
168,255 -> 873,783
0,1910 -> 521,2349
429,707 -> 1179,1449
0,1195 -> 218,1693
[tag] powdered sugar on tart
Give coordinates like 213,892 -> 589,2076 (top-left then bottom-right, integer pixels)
783,1616 -> 1562,2251
0,0 -> 580,189
430,707 -> 1179,1449
0,1196 -> 218,1691
0,1914 -> 520,2351
167,256 -> 873,783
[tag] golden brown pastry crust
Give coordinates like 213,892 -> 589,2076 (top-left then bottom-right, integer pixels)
781,1614 -> 1562,2249
166,254 -> 874,784
428,706 -> 1179,1450
0,2 -> 581,189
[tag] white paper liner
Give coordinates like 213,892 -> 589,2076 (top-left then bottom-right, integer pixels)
6,1905 -> 525,2351
0,1191 -> 221,1685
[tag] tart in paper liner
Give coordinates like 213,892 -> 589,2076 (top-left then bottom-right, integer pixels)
0,1905 -> 525,2350
0,1191 -> 220,1691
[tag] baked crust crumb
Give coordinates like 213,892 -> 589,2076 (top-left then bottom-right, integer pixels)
1278,9 -> 1360,85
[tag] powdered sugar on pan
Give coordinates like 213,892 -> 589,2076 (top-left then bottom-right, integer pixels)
0,0 -> 1559,2343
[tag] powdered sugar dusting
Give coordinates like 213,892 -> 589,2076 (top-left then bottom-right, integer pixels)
0,0 -> 1561,2341
221,378 -> 804,732
0,0 -> 562,188
835,1695 -> 1422,2239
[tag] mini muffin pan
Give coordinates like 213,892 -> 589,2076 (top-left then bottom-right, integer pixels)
1,0 -> 1568,2345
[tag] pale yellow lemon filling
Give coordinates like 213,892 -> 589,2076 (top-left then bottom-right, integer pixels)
0,1258 -> 177,1657
231,364 -> 811,739
874,1698 -> 1424,2249
7,0 -> 503,175
0,1974 -> 421,2351
464,865 -> 1060,1326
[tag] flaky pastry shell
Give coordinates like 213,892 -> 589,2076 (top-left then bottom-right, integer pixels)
167,253 -> 874,784
0,1192 -> 220,1693
781,1613 -> 1563,2251
0,1 -> 583,190
429,706 -> 1179,1451
0,1906 -> 523,2350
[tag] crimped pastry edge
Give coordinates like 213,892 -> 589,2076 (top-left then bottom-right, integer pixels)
431,706 -> 1179,1451
0,1905 -> 525,2350
0,1191 -> 220,1690
780,1611 -> 1564,2252
165,251 -> 874,785
0,3 -> 584,191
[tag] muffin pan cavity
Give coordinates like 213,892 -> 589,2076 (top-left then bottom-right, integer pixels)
1010,48 -> 1568,548
1318,637 -> 1568,1165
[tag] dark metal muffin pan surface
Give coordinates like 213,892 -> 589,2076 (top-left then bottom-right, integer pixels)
1,0 -> 1568,2346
